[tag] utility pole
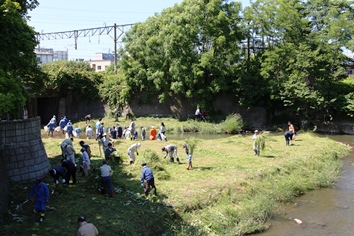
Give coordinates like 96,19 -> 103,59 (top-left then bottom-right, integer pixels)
114,23 -> 117,74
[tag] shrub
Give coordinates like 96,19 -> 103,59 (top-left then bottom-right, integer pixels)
221,113 -> 244,134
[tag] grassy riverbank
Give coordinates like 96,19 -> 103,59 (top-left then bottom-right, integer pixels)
0,117 -> 350,236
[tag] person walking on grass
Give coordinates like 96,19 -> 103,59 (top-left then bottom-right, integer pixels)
28,178 -> 49,223
85,125 -> 93,139
162,144 -> 180,164
77,216 -> 98,236
128,143 -> 141,164
183,143 -> 193,170
46,120 -> 55,137
99,160 -> 113,197
141,162 -> 157,196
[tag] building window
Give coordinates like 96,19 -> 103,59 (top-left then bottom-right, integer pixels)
98,66 -> 102,70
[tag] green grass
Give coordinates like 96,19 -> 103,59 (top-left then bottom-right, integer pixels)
0,117 -> 350,236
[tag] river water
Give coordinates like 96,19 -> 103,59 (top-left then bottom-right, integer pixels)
169,133 -> 354,235
253,135 -> 354,236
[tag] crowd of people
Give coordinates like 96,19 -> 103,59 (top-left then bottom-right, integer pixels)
36,111 -> 295,233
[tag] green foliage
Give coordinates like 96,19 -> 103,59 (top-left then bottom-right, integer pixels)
41,61 -> 103,101
98,70 -> 130,108
0,70 -> 26,118
221,113 -> 244,134
0,0 -> 44,118
118,0 -> 244,108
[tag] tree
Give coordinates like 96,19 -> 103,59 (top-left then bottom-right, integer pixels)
41,61 -> 102,101
118,0 -> 244,109
247,0 -> 353,121
0,0 -> 44,118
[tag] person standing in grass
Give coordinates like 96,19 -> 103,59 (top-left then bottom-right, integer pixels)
149,126 -> 157,140
141,126 -> 146,140
162,144 -> 180,164
129,118 -> 135,141
81,148 -> 91,176
77,216 -> 98,236
141,162 -> 157,196
183,143 -> 193,170
128,143 -> 141,164
28,178 -> 49,223
99,160 -> 113,197
252,130 -> 261,156
85,125 -> 93,139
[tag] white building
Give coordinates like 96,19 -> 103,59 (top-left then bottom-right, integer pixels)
88,53 -> 115,72
35,48 -> 54,64
35,48 -> 68,64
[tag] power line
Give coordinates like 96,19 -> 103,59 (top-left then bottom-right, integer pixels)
36,23 -> 134,73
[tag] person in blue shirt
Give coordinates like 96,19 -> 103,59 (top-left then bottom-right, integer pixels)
28,179 -> 50,222
49,166 -> 67,186
66,121 -> 74,138
140,162 -> 157,196
46,121 -> 55,137
75,126 -> 82,138
59,117 -> 66,134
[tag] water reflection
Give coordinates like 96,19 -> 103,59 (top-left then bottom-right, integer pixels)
253,135 -> 354,236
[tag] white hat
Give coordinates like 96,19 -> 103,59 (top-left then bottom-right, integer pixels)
103,133 -> 107,136
137,143 -> 141,148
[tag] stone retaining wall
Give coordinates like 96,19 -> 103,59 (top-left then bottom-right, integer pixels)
0,117 -> 50,182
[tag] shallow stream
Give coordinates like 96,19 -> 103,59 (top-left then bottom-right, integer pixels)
168,133 -> 354,235
253,135 -> 354,236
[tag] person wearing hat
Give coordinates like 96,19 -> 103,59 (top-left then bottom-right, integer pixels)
127,143 -> 141,165
140,162 -> 157,196
162,144 -> 180,164
99,160 -> 113,197
81,148 -> 91,176
77,216 -> 98,236
48,166 -> 67,186
252,130 -> 260,156
28,178 -> 50,222
99,131 -> 113,155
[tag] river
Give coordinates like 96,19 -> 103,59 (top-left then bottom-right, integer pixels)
252,134 -> 354,236
169,133 -> 354,235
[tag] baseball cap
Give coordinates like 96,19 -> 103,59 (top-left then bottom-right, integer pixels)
141,162 -> 146,166
35,178 -> 42,184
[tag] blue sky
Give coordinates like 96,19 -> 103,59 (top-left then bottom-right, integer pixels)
28,0 -> 251,60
